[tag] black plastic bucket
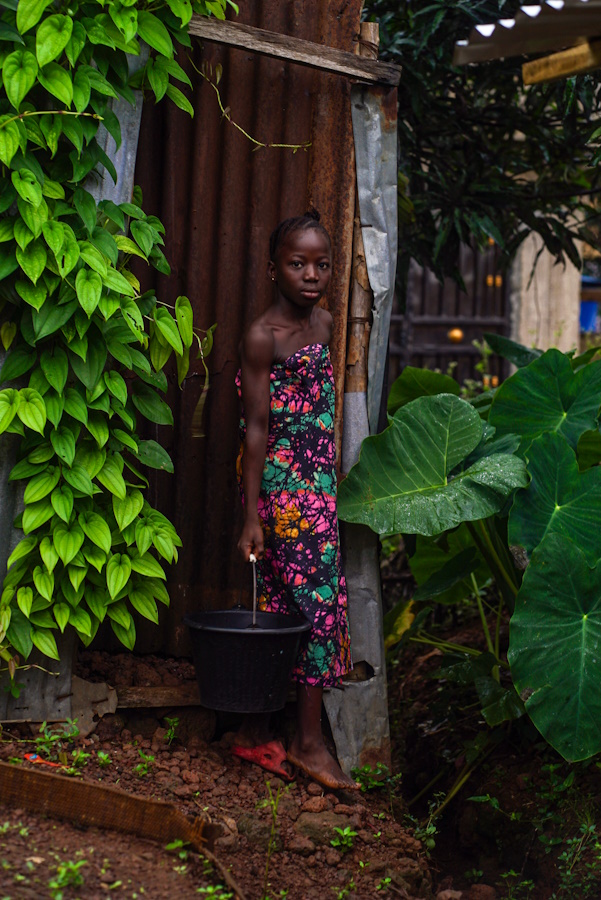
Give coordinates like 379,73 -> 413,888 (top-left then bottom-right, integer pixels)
184,609 -> 311,713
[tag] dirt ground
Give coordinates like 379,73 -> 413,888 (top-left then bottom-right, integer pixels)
1,621 -> 599,899
0,650 -> 438,900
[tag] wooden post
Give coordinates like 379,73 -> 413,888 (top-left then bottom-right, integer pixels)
345,22 -> 380,397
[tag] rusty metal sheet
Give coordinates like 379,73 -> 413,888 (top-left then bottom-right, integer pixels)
133,0 -> 362,654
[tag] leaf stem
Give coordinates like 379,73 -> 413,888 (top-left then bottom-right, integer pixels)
188,57 -> 311,152
466,519 -> 518,601
0,110 -> 103,130
470,572 -> 499,682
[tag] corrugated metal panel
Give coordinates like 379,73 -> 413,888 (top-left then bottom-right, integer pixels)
132,1 -> 362,654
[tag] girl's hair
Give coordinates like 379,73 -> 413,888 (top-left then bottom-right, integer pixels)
269,208 -> 331,261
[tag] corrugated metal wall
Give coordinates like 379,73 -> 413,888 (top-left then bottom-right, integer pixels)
132,1 -> 362,654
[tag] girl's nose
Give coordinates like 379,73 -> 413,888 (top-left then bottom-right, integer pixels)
305,265 -> 318,280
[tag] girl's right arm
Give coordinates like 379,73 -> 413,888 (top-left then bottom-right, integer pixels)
237,326 -> 274,562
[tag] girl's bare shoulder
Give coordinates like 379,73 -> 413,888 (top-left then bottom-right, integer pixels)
317,306 -> 333,340
240,319 -> 275,369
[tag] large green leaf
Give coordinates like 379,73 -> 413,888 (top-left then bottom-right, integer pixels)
106,553 -> 132,599
483,332 -> 542,369
53,521 -> 84,565
409,524 -> 491,607
3,49 -> 38,108
16,0 -> 53,34
137,10 -> 173,58
17,387 -> 46,434
509,432 -> 601,563
75,267 -> 102,317
509,534 -> 601,761
489,349 -> 601,451
36,14 -> 73,67
387,366 -> 459,416
79,510 -> 111,554
338,394 -> 527,536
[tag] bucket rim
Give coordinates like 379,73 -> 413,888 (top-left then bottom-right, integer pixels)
183,609 -> 311,636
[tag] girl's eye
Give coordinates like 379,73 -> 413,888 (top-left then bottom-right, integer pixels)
291,261 -> 302,268
319,262 -> 330,269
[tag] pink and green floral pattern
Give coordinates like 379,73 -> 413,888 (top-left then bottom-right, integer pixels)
237,344 -> 352,686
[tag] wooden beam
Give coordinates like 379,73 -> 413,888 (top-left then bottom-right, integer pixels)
523,39 -> 601,85
117,683 -> 201,708
188,16 -> 401,86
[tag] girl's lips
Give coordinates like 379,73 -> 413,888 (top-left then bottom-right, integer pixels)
301,290 -> 320,299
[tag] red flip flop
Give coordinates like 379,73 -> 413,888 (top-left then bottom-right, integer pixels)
231,740 -> 293,781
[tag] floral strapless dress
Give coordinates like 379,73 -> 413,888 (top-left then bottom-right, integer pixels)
236,343 -> 352,687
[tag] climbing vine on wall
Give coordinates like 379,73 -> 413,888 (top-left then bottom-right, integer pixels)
0,0 -> 233,678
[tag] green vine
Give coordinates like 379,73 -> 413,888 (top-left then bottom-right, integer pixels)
0,0 -> 234,676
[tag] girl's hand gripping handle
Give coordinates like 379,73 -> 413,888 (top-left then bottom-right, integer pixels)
237,519 -> 264,562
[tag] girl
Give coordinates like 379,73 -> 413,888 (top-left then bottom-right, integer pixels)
235,210 -> 356,791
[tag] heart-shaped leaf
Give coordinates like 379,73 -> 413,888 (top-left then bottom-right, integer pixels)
33,565 -> 54,601
31,627 -> 59,660
509,534 -> 601,761
338,394 -> 527,536
53,602 -> 70,632
509,432 -> 601,563
23,464 -> 60,504
53,521 -> 84,565
3,49 -> 38,108
39,535 -> 59,573
50,483 -> 73,522
79,511 -> 112,555
17,388 -> 46,434
106,554 -> 132,599
36,14 -> 73,67
96,455 -> 126,498
490,349 -> 601,451
112,489 -> 144,532
387,366 -> 460,416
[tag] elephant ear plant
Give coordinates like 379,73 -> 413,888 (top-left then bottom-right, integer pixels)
338,338 -> 601,762
0,0 -> 230,682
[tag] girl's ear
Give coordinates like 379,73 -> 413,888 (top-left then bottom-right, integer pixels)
267,260 -> 276,282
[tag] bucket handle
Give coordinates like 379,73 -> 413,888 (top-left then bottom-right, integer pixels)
249,552 -> 257,626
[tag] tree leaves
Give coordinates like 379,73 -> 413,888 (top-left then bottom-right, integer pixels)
366,0 -> 601,281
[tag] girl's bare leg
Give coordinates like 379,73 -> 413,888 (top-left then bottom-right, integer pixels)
287,684 -> 358,789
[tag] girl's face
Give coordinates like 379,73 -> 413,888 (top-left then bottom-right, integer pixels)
268,228 -> 332,309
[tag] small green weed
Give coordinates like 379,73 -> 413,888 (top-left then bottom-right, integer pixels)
48,858 -> 87,900
134,749 -> 155,777
376,876 -> 391,891
465,867 -> 483,883
34,719 -> 79,760
196,886 -> 233,898
97,750 -> 112,767
498,869 -> 535,899
332,878 -> 355,899
330,826 -> 357,855
165,839 -> 189,862
164,716 -> 180,745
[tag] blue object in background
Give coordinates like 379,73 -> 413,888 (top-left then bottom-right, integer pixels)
580,300 -> 599,332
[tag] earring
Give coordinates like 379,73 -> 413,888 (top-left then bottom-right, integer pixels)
271,277 -> 275,282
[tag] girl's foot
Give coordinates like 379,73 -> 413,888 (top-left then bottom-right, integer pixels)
287,737 -> 359,791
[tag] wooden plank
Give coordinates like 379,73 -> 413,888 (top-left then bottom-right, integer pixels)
523,40 -> 601,85
117,683 -> 200,708
188,16 -> 401,86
